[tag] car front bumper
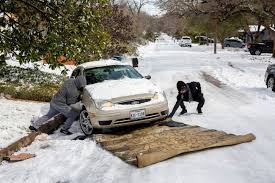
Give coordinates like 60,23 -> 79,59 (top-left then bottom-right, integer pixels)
180,43 -> 191,47
88,101 -> 169,128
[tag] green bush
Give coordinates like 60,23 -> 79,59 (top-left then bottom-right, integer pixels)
0,83 -> 60,102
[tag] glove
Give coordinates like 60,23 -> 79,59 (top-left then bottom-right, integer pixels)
70,101 -> 83,112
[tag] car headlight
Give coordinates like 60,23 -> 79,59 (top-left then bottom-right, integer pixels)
152,92 -> 166,101
95,100 -> 113,109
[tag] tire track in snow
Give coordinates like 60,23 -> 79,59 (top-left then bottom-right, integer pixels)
201,72 -> 251,105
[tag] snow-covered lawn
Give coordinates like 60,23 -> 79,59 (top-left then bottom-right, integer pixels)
1,35 -> 275,183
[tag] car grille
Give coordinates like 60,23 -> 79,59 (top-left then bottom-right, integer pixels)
114,113 -> 160,124
117,99 -> 151,105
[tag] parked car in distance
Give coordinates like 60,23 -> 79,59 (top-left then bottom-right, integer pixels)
195,36 -> 214,45
264,64 -> 275,91
248,40 -> 274,55
179,36 -> 192,47
112,55 -> 126,62
224,38 -> 245,48
71,60 -> 169,135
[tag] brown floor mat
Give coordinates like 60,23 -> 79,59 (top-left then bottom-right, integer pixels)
94,121 -> 256,168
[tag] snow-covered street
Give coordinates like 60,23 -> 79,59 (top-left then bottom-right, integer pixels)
1,35 -> 275,183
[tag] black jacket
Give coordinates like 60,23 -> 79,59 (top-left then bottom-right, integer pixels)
176,81 -> 202,101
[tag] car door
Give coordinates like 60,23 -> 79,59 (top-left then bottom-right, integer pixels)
233,40 -> 240,47
236,40 -> 242,48
231,40 -> 237,47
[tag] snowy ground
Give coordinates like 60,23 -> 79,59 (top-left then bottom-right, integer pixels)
1,35 -> 275,183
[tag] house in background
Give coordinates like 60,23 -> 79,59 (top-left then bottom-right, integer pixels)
239,25 -> 274,43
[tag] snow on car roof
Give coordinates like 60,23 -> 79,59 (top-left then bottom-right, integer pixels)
79,59 -> 129,69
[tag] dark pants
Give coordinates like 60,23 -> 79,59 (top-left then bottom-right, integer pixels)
168,93 -> 205,118
32,103 -> 80,130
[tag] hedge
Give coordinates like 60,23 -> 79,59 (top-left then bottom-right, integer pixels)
0,65 -> 64,102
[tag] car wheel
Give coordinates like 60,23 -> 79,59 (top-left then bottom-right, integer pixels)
249,50 -> 256,55
255,49 -> 261,55
267,76 -> 275,91
226,44 -> 230,47
79,109 -> 94,136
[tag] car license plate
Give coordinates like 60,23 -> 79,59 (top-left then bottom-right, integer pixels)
130,109 -> 145,120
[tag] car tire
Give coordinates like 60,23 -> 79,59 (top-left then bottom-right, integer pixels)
267,76 -> 275,92
225,44 -> 230,47
79,109 -> 94,136
254,49 -> 262,55
249,50 -> 256,55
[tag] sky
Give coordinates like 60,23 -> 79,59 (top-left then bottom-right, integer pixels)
143,2 -> 163,16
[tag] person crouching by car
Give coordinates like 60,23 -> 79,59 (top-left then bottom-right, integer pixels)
168,81 -> 205,118
29,75 -> 87,135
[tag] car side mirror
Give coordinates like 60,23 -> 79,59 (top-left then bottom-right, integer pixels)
145,75 -> 151,80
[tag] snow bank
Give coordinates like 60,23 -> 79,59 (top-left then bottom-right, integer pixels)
80,59 -> 129,69
6,57 -> 75,76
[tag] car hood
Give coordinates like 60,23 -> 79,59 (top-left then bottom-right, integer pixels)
85,78 -> 163,101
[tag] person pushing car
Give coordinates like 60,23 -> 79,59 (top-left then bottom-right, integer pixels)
30,75 -> 87,135
168,81 -> 205,118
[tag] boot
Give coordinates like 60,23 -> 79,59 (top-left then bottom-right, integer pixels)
29,125 -> 37,131
60,128 -> 73,135
179,109 -> 187,115
197,108 -> 202,114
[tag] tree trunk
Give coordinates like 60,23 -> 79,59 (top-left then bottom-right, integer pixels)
218,37 -> 224,49
214,19 -> 218,54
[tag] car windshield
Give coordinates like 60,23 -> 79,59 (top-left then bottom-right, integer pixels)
182,38 -> 190,40
84,65 -> 143,84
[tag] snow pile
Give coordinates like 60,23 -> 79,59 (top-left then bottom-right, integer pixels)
80,59 -> 129,69
6,57 -> 75,76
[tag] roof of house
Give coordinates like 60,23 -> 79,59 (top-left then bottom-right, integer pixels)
238,25 -> 266,33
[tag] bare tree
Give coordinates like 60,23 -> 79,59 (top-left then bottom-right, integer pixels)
157,0 -> 248,53
127,0 -> 150,16
246,0 -> 275,57
157,0 -> 275,57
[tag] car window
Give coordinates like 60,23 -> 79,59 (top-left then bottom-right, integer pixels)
84,65 -> 143,84
226,39 -> 241,43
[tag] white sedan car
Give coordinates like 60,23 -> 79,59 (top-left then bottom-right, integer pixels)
71,60 -> 169,135
179,36 -> 192,47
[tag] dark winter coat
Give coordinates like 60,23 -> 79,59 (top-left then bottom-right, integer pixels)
176,81 -> 202,102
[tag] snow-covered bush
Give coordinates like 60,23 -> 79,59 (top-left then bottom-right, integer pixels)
0,65 -> 64,101
0,65 -> 64,85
